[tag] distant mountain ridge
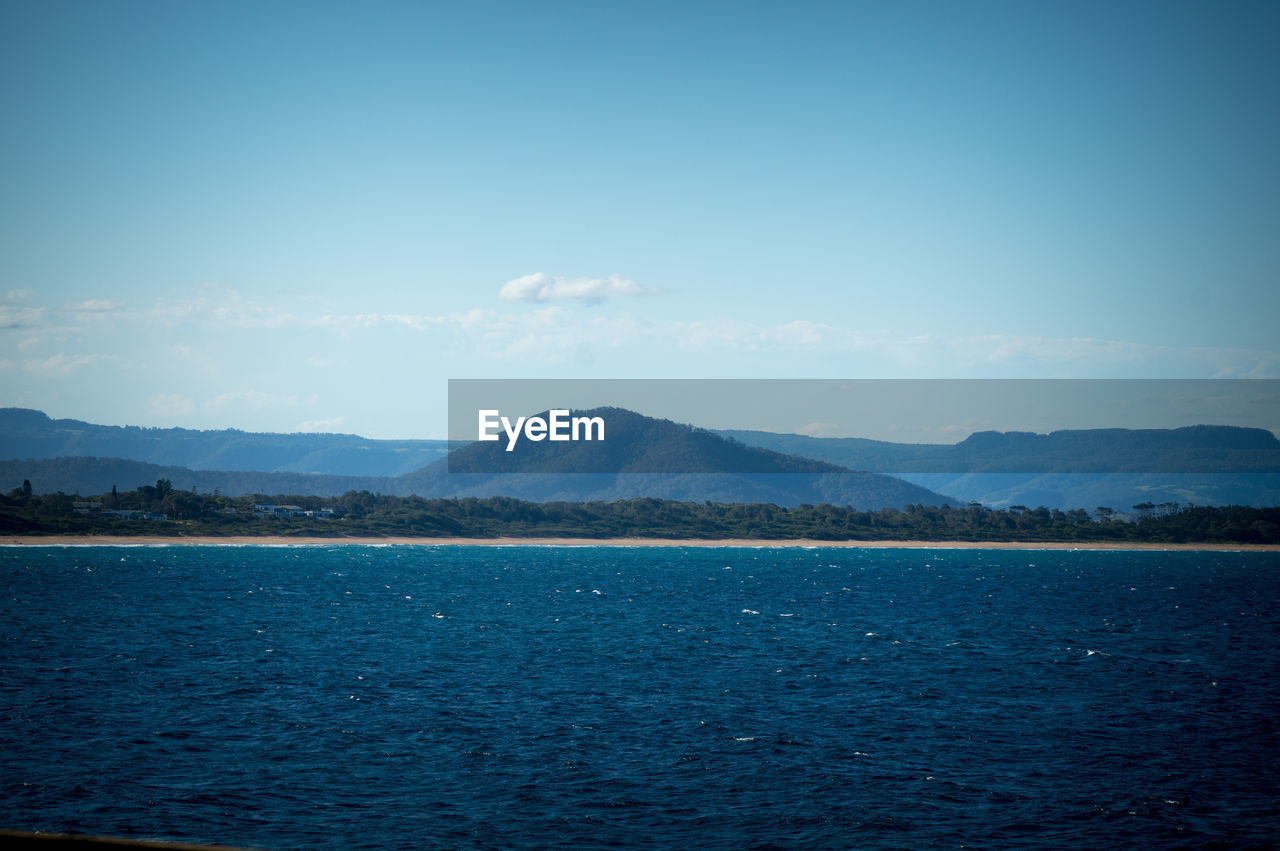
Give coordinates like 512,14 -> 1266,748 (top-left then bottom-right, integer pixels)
6,408 -> 1278,510
0,408 -> 448,476
0,408 -> 957,509
720,425 -> 1280,510
717,425 -> 1280,473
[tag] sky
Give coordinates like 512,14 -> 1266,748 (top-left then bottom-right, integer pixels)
2,0 -> 1278,439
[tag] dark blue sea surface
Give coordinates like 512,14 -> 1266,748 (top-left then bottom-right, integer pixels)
2,545 -> 1278,849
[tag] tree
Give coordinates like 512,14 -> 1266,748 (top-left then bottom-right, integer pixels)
21,479 -> 32,497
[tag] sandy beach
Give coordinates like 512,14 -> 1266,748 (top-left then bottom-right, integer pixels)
4,535 -> 1278,551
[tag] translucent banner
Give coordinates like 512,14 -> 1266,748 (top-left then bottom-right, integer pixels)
446,379 -> 1280,475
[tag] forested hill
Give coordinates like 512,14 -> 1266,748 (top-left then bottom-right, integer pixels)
719,425 -> 1280,473
397,408 -> 957,509
0,408 -> 448,476
446,407 -> 846,474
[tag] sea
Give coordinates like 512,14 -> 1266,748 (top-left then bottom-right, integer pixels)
2,544 -> 1277,850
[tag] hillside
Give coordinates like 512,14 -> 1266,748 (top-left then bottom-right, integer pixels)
0,408 -> 448,476
0,408 -> 958,509
448,408 -> 846,474
720,425 -> 1280,510
401,407 -> 957,508
8,408 -> 1278,510
719,425 -> 1280,473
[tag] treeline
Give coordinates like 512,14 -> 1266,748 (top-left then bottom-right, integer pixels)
2,480 -> 1278,544
0,455 -> 391,499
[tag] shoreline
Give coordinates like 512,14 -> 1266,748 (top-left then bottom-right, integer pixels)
4,535 -> 1279,551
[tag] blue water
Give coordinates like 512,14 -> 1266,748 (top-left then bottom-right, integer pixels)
2,545 -> 1278,849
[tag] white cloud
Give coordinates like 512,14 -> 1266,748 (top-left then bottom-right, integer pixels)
797,421 -> 841,437
309,312 -> 383,330
22,352 -> 108,376
152,290 -> 298,329
460,307 -> 644,362
147,393 -> 196,417
938,334 -> 1280,377
0,304 -> 46,330
297,417 -> 344,433
498,272 -> 653,303
650,322 -> 1279,378
62,299 -> 127,315
675,319 -> 881,352
207,390 -> 299,410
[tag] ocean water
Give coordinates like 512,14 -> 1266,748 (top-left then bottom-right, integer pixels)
1,545 -> 1277,850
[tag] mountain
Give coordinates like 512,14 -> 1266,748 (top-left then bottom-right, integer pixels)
11,407 -> 1275,511
720,426 -> 1280,510
400,407 -> 957,508
0,408 -> 448,476
718,425 -> 1280,473
892,472 -> 1280,512
448,407 -> 847,474
0,408 -> 958,509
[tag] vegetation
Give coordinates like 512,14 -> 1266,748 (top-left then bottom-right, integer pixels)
2,480 -> 1277,544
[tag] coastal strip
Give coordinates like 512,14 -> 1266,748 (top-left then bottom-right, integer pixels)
5,536 -> 1279,551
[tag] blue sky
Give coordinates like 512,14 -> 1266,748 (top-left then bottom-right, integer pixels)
2,1 -> 1277,438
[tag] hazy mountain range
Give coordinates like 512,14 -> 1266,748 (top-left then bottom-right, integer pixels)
3,407 -> 1277,510
720,426 -> 1280,510
0,408 -> 955,510
718,425 -> 1280,473
0,407 -> 448,477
